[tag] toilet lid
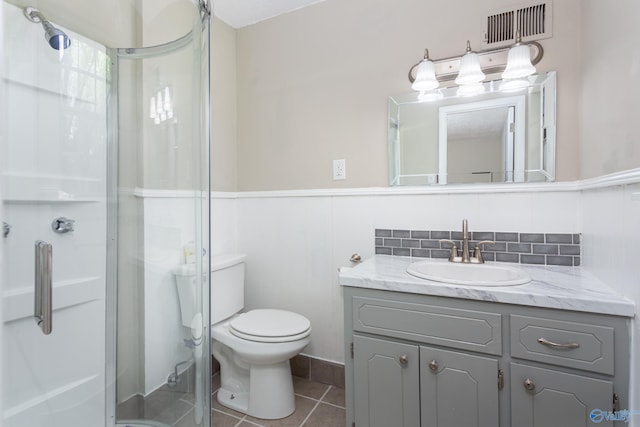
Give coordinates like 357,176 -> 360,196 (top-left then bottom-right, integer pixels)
229,309 -> 311,343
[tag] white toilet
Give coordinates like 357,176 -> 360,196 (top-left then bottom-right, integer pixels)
174,253 -> 311,420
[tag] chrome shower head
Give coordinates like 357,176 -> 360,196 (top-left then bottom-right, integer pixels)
41,20 -> 71,50
23,7 -> 71,51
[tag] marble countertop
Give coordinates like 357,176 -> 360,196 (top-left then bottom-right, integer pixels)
338,255 -> 635,317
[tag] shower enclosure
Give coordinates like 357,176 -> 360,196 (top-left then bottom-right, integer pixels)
1,1 -> 211,426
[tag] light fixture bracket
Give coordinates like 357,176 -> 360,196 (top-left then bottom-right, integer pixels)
408,41 -> 543,84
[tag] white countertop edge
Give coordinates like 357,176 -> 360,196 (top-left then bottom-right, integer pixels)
339,255 -> 636,318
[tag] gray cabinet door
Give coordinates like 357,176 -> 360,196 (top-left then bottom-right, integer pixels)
354,335 -> 420,427
420,347 -> 499,427
511,362 -> 614,427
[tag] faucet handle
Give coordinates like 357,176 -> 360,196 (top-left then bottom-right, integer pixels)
472,240 -> 495,264
439,239 -> 461,262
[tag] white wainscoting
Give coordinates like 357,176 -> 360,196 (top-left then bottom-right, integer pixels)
138,169 -> 640,376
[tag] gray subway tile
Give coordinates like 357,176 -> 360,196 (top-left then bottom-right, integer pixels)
547,255 -> 574,266
375,237 -> 383,246
431,231 -> 450,239
421,239 -> 440,249
472,232 -> 495,241
431,249 -> 451,259
440,240 -> 460,249
383,238 -> 401,247
402,239 -> 420,248
496,252 -> 519,263
472,241 -> 505,252
480,252 -> 495,262
393,230 -> 410,238
520,233 -> 544,243
521,254 -> 546,265
411,249 -> 430,258
573,234 -> 581,244
451,231 -> 463,240
546,233 -> 573,244
375,229 -> 392,237
375,247 -> 392,255
532,244 -> 559,255
559,245 -> 581,255
574,256 -> 581,266
507,243 -> 532,253
496,232 -> 519,242
411,230 -> 430,239
393,248 -> 411,256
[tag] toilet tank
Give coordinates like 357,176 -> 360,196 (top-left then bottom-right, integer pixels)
174,253 -> 246,328
211,253 -> 246,324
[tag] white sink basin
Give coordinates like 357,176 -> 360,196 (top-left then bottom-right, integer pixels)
407,260 -> 531,286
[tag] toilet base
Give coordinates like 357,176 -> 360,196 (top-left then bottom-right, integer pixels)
217,360 -> 295,420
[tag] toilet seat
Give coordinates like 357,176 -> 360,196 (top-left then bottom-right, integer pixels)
229,309 -> 311,343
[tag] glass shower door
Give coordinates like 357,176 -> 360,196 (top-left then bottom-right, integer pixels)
1,1 -> 211,426
1,2 -> 109,426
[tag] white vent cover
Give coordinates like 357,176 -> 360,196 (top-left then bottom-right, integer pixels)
484,1 -> 553,47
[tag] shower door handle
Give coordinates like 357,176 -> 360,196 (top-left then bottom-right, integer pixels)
34,241 -> 53,335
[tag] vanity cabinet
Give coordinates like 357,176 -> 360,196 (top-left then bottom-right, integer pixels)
344,287 -> 630,427
353,336 -> 499,427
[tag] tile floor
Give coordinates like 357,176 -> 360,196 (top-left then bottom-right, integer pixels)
169,375 -> 346,427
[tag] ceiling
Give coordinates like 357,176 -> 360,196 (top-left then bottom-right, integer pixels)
213,0 -> 327,28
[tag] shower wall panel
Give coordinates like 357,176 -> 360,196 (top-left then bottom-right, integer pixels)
1,3 -> 108,426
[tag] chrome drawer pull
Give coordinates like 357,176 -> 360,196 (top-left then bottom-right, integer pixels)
34,240 -> 53,335
537,337 -> 580,349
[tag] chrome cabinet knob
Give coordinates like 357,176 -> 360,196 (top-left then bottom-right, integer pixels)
399,354 -> 409,366
52,217 -> 75,234
524,378 -> 535,391
429,360 -> 438,371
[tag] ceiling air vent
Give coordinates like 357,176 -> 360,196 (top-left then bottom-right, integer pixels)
484,1 -> 552,47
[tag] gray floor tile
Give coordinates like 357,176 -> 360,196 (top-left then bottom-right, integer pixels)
302,402 -> 345,427
212,409 -> 244,427
292,377 -> 330,400
244,395 -> 316,426
321,386 -> 345,408
173,408 -> 203,427
212,391 -> 247,418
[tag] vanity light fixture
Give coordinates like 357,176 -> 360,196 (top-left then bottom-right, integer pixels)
408,38 -> 544,94
499,31 -> 537,92
502,31 -> 536,80
411,49 -> 439,92
455,41 -> 485,86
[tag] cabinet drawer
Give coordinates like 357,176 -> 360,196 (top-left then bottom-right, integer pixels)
510,315 -> 614,375
352,296 -> 502,355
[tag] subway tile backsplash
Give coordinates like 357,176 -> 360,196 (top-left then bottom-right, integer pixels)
375,229 -> 581,267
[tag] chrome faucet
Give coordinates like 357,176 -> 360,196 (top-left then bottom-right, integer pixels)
461,219 -> 470,262
440,219 -> 495,264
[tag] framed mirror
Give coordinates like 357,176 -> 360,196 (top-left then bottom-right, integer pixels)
388,71 -> 556,185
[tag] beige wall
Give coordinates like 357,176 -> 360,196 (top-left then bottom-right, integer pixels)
211,17 -> 238,191
235,0 -> 582,191
579,0 -> 640,179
